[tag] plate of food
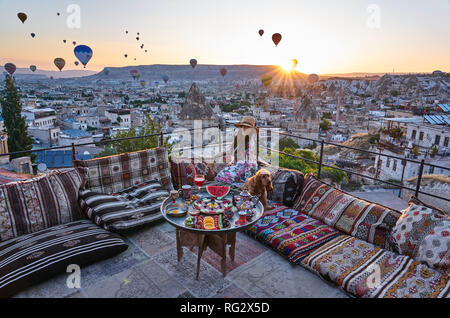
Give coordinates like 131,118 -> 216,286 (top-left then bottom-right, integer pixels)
166,208 -> 187,217
192,197 -> 233,214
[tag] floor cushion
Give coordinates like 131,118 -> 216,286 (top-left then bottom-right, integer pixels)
214,161 -> 258,188
391,197 -> 449,274
263,165 -> 304,207
0,168 -> 85,242
169,157 -> 223,190
74,146 -> 173,194
294,174 -> 400,250
0,220 -> 128,297
79,180 -> 169,231
247,202 -> 341,264
302,235 -> 449,298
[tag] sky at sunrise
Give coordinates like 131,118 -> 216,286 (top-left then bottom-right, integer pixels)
1,0 -> 449,74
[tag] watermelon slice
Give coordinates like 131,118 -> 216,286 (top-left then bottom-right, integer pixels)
207,186 -> 231,198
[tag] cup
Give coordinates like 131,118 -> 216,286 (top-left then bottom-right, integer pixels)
237,211 -> 248,225
170,190 -> 180,202
181,185 -> 192,200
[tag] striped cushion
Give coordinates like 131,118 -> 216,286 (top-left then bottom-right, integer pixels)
74,146 -> 173,194
302,236 -> 450,298
0,220 -> 128,297
79,180 -> 169,231
0,168 -> 85,242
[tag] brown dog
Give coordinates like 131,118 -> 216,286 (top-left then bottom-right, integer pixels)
242,169 -> 273,210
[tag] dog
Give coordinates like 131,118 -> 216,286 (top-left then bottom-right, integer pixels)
242,168 -> 273,210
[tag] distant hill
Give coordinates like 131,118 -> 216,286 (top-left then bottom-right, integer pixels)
11,67 -> 97,79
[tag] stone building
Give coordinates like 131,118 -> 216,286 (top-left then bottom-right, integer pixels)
177,83 -> 218,130
289,94 -> 320,147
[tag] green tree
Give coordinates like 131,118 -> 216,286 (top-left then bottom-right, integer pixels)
322,112 -> 332,120
279,137 -> 300,151
320,119 -> 332,131
0,76 -> 35,159
96,113 -> 161,158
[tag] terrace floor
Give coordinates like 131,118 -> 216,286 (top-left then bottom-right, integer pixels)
14,191 -> 408,298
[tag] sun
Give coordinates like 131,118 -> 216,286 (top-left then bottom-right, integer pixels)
279,59 -> 297,72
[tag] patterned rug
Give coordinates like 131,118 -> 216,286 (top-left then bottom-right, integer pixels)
247,203 -> 341,264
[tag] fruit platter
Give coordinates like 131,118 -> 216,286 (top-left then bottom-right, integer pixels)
192,197 -> 233,214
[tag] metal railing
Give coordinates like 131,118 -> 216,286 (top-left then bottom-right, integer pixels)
0,125 -> 448,204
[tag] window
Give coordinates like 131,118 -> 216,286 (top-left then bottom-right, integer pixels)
419,131 -> 424,141
393,160 -> 397,172
435,135 -> 441,146
386,158 -> 390,168
411,130 -> 417,139
444,137 -> 449,147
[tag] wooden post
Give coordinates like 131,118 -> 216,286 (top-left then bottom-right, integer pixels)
398,159 -> 407,198
318,140 -> 324,179
71,143 -> 76,162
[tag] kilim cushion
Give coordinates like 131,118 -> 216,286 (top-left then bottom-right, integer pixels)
247,202 -> 341,264
264,165 -> 304,207
169,157 -> 222,190
0,220 -> 128,298
293,174 -> 400,249
391,197 -> 449,274
302,235 -> 450,298
79,180 -> 169,231
0,168 -> 85,242
74,146 -> 173,194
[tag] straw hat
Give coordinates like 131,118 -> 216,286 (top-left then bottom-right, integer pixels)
234,116 -> 258,131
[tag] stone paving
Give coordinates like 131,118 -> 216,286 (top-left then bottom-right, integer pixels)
14,191 -> 406,298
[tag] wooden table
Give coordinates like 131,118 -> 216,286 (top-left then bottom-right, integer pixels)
161,193 -> 264,279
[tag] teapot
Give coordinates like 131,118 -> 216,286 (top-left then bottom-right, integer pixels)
234,187 -> 259,209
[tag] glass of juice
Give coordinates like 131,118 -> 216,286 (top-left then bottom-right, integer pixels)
194,174 -> 205,193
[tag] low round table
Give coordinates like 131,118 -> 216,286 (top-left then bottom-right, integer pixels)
160,192 -> 264,279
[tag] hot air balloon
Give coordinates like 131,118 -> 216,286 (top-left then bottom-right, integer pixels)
17,13 -> 27,24
50,76 -> 54,80
125,30 -> 128,34
308,74 -> 319,84
54,58 -> 66,71
74,45 -> 93,68
30,65 -> 37,72
74,61 -> 79,66
140,44 -> 144,49
190,59 -> 197,69
72,41 -> 76,46
30,33 -> 35,38
137,32 -> 140,35
140,80 -> 146,87
57,12 -> 60,16
258,29 -> 264,37
291,59 -> 298,69
145,50 -> 148,53
63,39 -> 66,43
130,69 -> 139,80
124,54 -> 128,58
162,74 -> 169,83
136,37 -> 139,41
261,75 -> 273,88
220,68 -> 227,78
4,63 -> 17,75
272,33 -> 282,47
104,69 -> 110,76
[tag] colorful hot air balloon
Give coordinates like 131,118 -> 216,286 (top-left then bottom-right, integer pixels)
74,45 -> 93,68
291,59 -> 298,69
30,33 -> 35,38
220,68 -> 227,78
74,61 -> 79,66
140,80 -> 146,87
17,13 -> 27,24
272,33 -> 282,47
258,29 -> 264,37
54,58 -> 66,71
4,63 -> 17,75
190,59 -> 197,69
29,65 -> 37,72
261,75 -> 273,88
130,69 -> 139,80
308,73 -> 319,84
162,74 -> 169,83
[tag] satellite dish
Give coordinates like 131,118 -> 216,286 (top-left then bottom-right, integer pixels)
37,163 -> 47,172
83,151 -> 90,156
